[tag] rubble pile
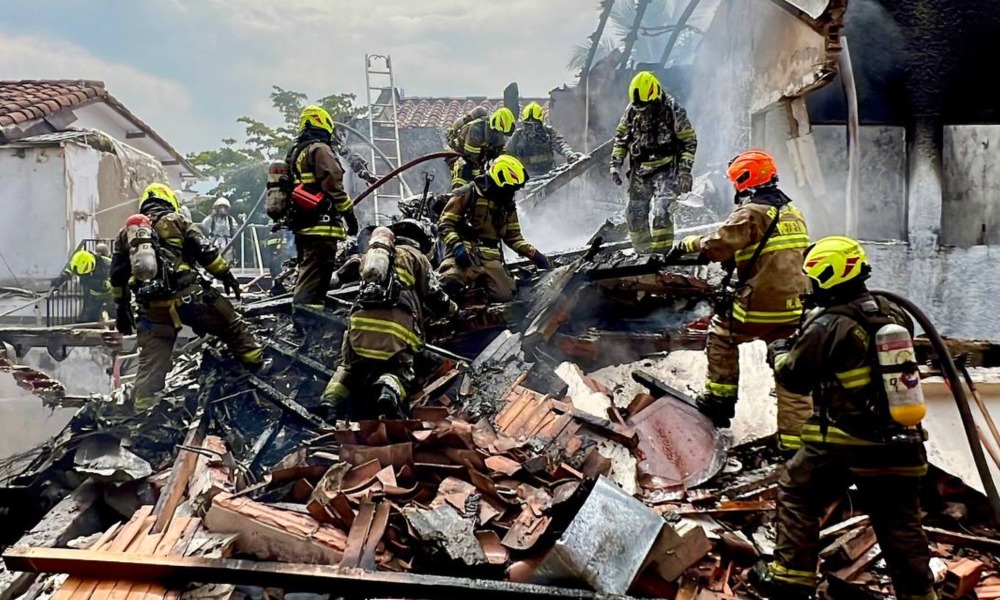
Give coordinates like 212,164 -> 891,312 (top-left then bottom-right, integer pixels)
1,243 -> 999,599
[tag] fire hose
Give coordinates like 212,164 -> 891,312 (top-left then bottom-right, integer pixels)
872,289 -> 1000,523
352,151 -> 461,208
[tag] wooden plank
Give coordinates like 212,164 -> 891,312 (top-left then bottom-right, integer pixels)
924,527 -> 1000,553
831,544 -> 881,581
2,548 -> 611,600
151,411 -> 209,534
100,529 -> 164,600
360,502 -> 390,570
819,515 -> 869,542
54,509 -> 154,600
136,518 -> 198,600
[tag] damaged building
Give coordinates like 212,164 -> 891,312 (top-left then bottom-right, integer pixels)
1,1 -> 1000,600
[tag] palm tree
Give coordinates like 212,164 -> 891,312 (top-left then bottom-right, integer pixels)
568,0 -> 705,73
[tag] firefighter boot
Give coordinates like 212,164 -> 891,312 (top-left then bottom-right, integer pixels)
695,392 -> 736,428
374,375 -> 408,420
747,561 -> 815,600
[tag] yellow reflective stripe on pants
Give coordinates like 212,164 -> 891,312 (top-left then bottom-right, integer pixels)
769,562 -> 818,585
734,233 -> 811,262
297,225 -> 346,238
836,366 -> 872,389
706,380 -> 738,398
349,315 -> 422,350
850,464 -> 928,477
731,303 -> 803,324
800,424 -> 878,446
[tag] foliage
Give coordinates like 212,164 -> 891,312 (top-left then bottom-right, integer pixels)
568,0 -> 704,73
187,86 -> 365,208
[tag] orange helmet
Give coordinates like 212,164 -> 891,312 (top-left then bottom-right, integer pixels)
727,150 -> 778,192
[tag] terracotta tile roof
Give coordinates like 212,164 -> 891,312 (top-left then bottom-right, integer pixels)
394,96 -> 550,129
0,79 -> 201,177
0,80 -> 104,127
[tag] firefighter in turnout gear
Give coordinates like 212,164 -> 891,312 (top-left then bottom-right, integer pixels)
668,150 -> 811,450
110,183 -> 263,411
445,106 -> 515,189
437,155 -> 550,303
505,101 -> 584,177
51,244 -> 114,323
200,197 -> 239,265
320,219 -> 458,421
283,105 -> 360,312
749,236 -> 936,600
610,71 -> 697,253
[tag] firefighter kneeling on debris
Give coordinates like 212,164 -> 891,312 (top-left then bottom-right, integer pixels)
320,219 -> 458,421
111,183 -> 263,411
749,236 -> 936,600
669,150 -> 812,451
437,155 -> 551,303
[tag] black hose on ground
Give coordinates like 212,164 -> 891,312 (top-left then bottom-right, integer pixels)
872,289 -> 1000,524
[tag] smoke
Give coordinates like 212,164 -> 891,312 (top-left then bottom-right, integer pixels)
21,346 -> 111,395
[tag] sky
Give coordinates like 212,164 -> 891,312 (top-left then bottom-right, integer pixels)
0,0 -> 599,156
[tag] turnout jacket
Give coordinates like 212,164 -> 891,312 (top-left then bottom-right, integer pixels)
611,93 -> 697,177
438,182 -> 536,262
286,131 -> 355,238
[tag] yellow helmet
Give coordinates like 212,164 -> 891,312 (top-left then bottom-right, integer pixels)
521,102 -> 544,122
803,236 -> 871,290
140,183 -> 180,212
487,155 -> 527,188
629,71 -> 663,103
489,107 -> 516,134
69,249 -> 96,276
299,104 -> 334,134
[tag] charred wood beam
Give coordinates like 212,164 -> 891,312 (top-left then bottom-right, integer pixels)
581,0 -> 615,76
246,414 -> 287,476
658,0 -> 704,68
241,296 -> 292,317
2,548 -> 629,600
265,341 -> 334,379
247,376 -> 327,431
618,0 -> 652,71
151,409 -> 210,534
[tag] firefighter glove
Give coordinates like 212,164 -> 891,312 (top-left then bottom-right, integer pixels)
767,337 -> 794,370
666,235 -> 700,261
453,244 -> 474,270
529,249 -> 551,270
610,164 -> 623,186
568,152 -> 586,164
115,301 -> 135,336
343,211 -> 359,236
359,169 -> 378,185
677,171 -> 693,194
49,273 -> 69,290
220,270 -> 242,302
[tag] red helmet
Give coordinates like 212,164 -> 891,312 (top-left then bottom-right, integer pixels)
727,150 -> 778,192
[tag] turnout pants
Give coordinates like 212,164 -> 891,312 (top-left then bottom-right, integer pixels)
439,255 -> 516,303
626,169 -> 677,253
321,336 -> 415,420
133,290 -> 262,410
704,315 -> 812,449
293,234 -> 339,309
772,442 -> 935,600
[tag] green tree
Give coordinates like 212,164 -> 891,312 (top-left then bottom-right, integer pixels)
188,86 -> 365,210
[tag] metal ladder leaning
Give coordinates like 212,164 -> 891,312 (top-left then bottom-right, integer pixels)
364,54 -> 405,225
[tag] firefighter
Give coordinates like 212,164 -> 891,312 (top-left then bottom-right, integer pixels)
445,106 -> 515,189
748,236 -> 936,600
505,102 -> 585,178
282,105 -> 360,313
200,197 -> 239,265
110,183 -> 263,411
437,155 -> 550,303
50,244 -> 114,323
320,219 -> 458,421
610,71 -> 697,253
667,150 -> 812,450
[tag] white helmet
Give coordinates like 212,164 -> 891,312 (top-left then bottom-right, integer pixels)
213,197 -> 231,210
